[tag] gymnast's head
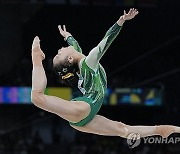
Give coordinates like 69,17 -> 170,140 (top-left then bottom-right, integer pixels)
53,46 -> 80,87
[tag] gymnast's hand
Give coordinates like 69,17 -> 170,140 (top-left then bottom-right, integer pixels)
58,25 -> 72,41
32,36 -> 45,60
117,8 -> 139,26
122,8 -> 138,20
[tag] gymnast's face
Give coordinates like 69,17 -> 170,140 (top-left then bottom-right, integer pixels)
53,46 -> 76,65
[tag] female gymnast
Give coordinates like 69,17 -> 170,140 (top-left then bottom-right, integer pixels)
31,8 -> 180,139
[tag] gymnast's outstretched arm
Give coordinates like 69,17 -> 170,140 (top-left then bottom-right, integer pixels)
85,8 -> 138,70
58,25 -> 82,53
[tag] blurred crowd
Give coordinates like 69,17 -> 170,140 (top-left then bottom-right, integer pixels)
0,131 -> 44,154
0,56 -> 58,87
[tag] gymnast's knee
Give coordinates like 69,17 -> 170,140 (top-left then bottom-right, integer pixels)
31,90 -> 45,106
117,122 -> 130,138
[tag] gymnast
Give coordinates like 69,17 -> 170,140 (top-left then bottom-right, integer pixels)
31,8 -> 180,138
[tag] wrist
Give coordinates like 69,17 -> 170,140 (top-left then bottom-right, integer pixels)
64,32 -> 72,41
117,16 -> 125,26
65,33 -> 72,41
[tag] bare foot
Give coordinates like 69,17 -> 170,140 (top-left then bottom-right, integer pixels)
156,125 -> 178,138
174,126 -> 180,133
32,36 -> 45,60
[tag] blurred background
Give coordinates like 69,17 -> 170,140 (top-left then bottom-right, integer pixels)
0,0 -> 180,153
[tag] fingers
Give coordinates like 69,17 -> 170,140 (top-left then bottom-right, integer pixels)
58,25 -> 67,32
135,10 -> 139,15
128,8 -> 133,15
63,25 -> 66,32
58,25 -> 67,38
58,25 -> 63,32
127,8 -> 139,15
124,8 -> 139,19
32,36 -> 40,50
132,8 -> 139,15
58,25 -> 65,38
34,36 -> 40,42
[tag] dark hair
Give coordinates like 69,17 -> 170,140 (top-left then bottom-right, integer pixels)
53,56 -> 79,87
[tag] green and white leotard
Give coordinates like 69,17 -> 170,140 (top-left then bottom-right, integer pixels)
67,22 -> 122,126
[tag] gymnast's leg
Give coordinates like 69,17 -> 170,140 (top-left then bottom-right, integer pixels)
31,36 -> 90,123
71,115 -> 180,138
